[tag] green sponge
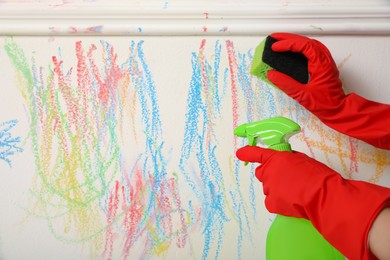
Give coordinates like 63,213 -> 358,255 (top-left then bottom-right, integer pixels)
251,37 -> 274,85
250,36 -> 309,85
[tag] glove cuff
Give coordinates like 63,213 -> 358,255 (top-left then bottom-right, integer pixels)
308,177 -> 390,260
317,93 -> 390,149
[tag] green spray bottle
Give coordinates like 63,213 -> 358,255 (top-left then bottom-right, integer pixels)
234,116 -> 344,260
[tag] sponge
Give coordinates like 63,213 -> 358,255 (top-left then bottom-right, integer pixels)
250,36 -> 309,85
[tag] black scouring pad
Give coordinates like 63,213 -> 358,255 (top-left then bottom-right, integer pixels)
250,36 -> 309,84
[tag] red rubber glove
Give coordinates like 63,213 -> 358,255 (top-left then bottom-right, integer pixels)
266,32 -> 390,150
236,145 -> 390,260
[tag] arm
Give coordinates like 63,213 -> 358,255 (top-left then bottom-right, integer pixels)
369,207 -> 390,259
236,146 -> 390,260
266,32 -> 390,150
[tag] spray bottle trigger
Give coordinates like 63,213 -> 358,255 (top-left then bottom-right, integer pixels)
248,136 -> 257,146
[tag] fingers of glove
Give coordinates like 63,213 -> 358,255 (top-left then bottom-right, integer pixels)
265,195 -> 308,218
270,32 -> 333,62
264,195 -> 276,213
271,37 -> 328,67
270,35 -> 311,53
312,39 -> 334,59
254,164 -> 267,183
264,195 -> 293,216
236,146 -> 277,164
267,70 -> 305,100
269,32 -> 305,41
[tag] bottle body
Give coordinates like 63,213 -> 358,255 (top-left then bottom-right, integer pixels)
267,215 -> 344,260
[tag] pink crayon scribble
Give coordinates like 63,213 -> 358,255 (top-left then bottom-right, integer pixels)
225,40 -> 239,144
5,38 -> 191,259
75,41 -> 93,137
103,181 -> 120,260
86,25 -> 104,33
167,177 -> 188,248
68,26 -> 103,34
121,167 -> 145,259
52,56 -> 80,130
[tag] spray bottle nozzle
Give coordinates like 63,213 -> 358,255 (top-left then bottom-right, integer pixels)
234,116 -> 301,157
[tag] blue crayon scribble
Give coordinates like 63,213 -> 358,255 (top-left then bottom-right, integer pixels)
179,40 -> 230,260
235,49 -> 261,219
5,38 -> 189,258
0,119 -> 23,167
226,42 -> 257,258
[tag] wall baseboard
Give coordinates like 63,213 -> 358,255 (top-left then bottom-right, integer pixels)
1,1 -> 389,36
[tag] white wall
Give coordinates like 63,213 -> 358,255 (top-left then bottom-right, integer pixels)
0,1 -> 389,259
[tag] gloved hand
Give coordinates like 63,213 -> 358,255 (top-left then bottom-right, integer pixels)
266,32 -> 390,150
236,145 -> 390,260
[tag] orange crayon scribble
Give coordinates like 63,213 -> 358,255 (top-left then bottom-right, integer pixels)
294,112 -> 390,182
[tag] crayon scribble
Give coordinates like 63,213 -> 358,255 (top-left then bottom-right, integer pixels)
2,37 -> 389,260
4,38 -> 188,259
226,41 -> 390,184
224,40 -> 390,260
226,40 -> 259,258
179,39 -> 230,260
0,119 -> 23,167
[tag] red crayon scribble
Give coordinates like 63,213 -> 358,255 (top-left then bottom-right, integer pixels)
84,42 -> 123,105
157,181 -> 174,239
226,41 -> 239,145
83,44 -> 109,104
167,178 -> 188,248
103,43 -> 123,106
300,127 -> 315,158
103,181 -> 120,260
75,41 -> 92,138
86,25 -> 104,33
6,38 -> 193,259
198,39 -> 215,148
122,167 -> 145,259
52,56 -> 79,130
